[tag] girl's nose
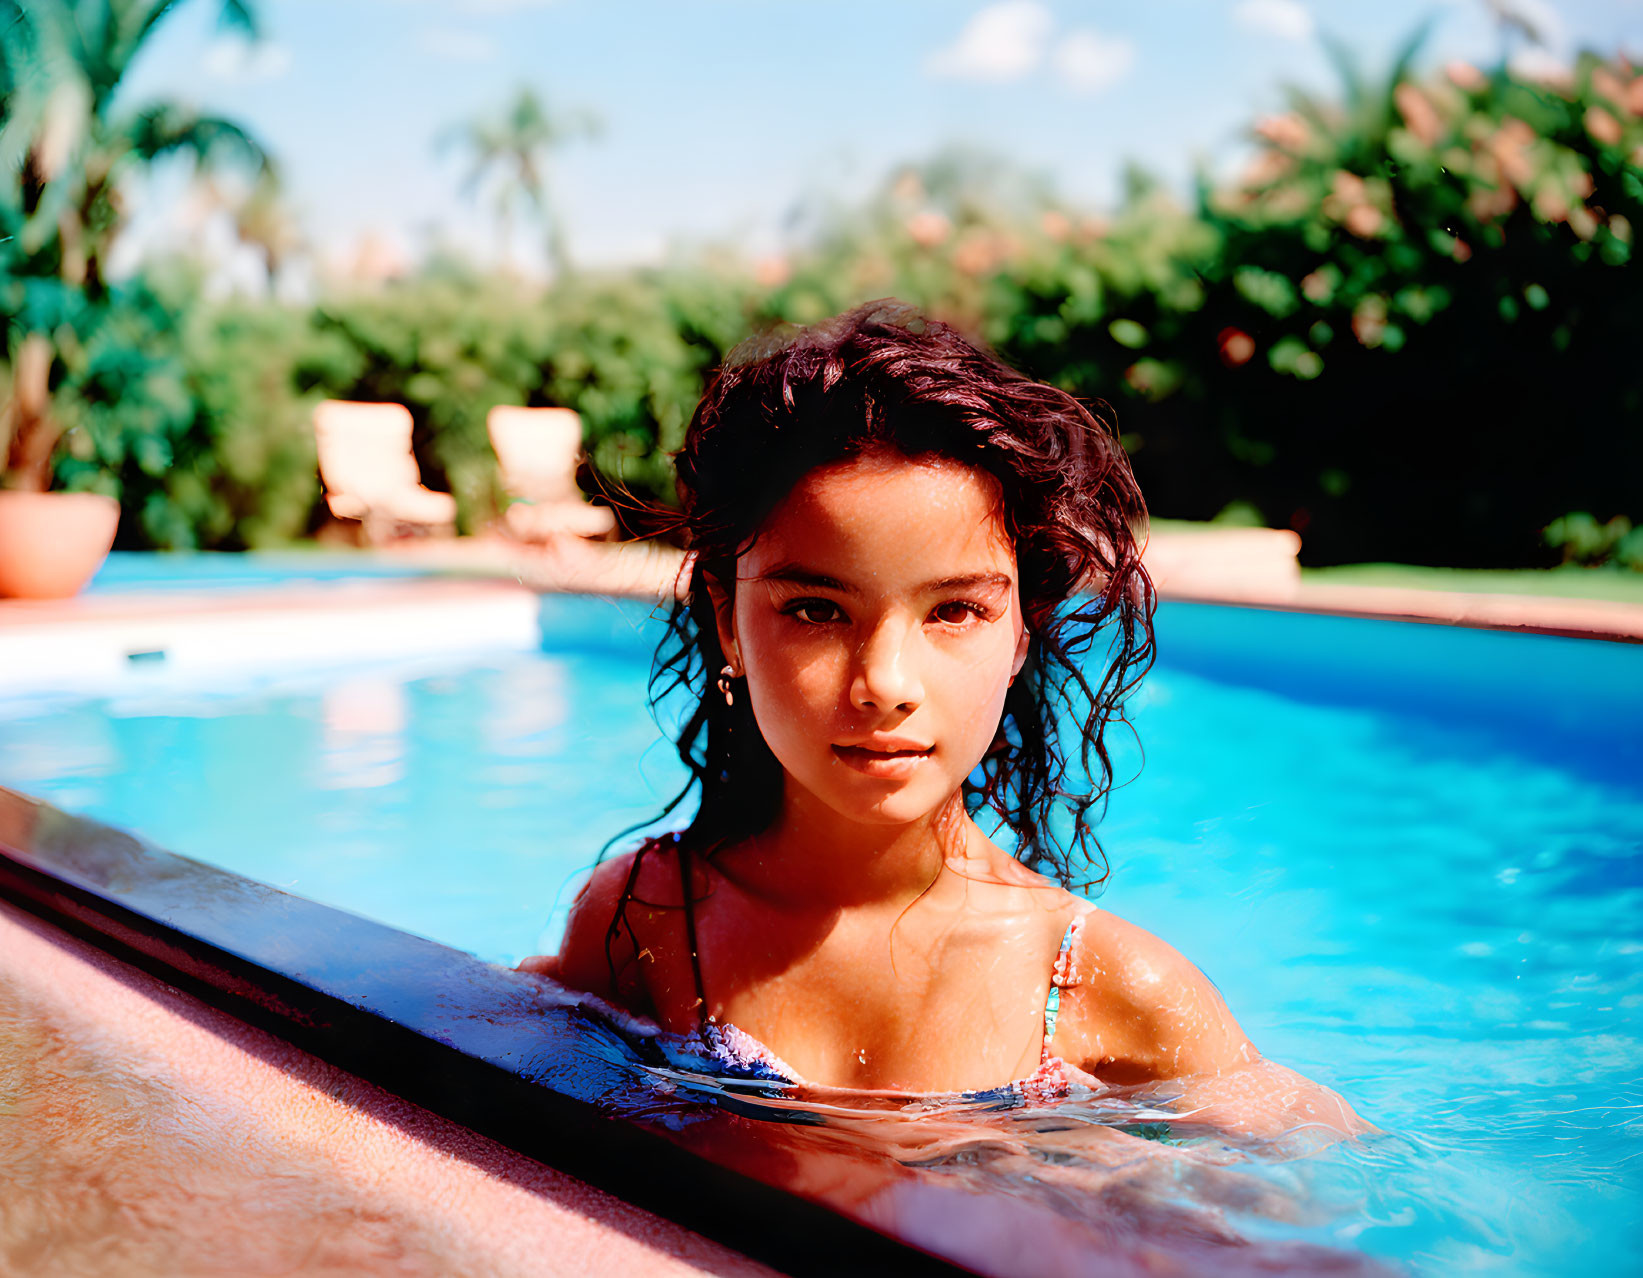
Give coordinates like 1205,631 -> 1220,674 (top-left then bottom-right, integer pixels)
850,621 -> 924,713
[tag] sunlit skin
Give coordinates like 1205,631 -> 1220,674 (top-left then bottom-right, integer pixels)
529,448 -> 1371,1138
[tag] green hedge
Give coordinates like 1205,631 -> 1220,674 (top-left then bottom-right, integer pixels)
48,275 -> 320,550
11,50 -> 1640,566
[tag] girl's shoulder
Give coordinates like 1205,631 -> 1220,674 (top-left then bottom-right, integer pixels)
1054,903 -> 1256,1081
579,835 -> 689,905
555,835 -> 692,1004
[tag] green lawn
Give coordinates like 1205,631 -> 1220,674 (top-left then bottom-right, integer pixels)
1298,563 -> 1643,604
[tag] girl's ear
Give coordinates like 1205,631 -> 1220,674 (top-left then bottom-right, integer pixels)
1010,619 -> 1031,680
702,571 -> 741,672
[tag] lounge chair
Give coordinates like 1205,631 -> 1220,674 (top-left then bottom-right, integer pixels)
486,406 -> 617,541
313,400 -> 458,543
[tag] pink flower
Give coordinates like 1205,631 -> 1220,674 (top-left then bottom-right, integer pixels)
1586,106 -> 1623,147
1395,83 -> 1443,146
1217,327 -> 1255,367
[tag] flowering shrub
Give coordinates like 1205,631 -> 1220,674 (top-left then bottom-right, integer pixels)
994,50 -> 1642,566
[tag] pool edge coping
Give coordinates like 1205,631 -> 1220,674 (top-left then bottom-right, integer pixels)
0,785 -> 971,1278
4,572 -> 1638,643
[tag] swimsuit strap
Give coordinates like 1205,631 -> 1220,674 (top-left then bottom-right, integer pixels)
678,839 -> 711,1024
1041,910 -> 1087,1055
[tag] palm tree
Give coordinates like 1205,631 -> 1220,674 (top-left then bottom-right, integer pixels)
200,168 -> 305,292
1,0 -> 271,492
440,87 -> 600,280
1482,0 -> 1555,67
1273,25 -> 1434,178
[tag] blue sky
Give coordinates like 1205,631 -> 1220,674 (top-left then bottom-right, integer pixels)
116,0 -> 1643,283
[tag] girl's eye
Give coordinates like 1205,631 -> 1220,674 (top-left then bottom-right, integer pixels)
931,600 -> 985,626
782,597 -> 845,625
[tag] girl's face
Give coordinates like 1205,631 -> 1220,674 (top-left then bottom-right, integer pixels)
711,448 -> 1030,828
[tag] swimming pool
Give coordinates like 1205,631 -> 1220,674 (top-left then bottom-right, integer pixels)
3,591 -> 1639,1274
83,550 -> 437,594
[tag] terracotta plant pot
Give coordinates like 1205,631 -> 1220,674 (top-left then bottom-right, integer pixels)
0,491 -> 121,600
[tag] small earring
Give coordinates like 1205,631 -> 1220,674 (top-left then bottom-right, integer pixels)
716,664 -> 738,707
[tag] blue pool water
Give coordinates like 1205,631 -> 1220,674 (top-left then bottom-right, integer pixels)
85,550 -> 435,594
3,591 -> 1640,1274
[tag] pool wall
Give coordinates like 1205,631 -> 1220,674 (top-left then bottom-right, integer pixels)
0,579 -> 546,696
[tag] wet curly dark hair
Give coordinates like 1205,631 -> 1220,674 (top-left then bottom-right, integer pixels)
613,299 -> 1154,932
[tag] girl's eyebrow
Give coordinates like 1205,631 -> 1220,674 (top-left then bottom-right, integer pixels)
922,571 -> 1013,594
756,563 -> 854,592
756,563 -> 1012,595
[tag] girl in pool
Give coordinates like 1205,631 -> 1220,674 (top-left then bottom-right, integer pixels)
523,301 -> 1365,1137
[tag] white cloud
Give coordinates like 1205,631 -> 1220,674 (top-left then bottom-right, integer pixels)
1053,30 -> 1136,94
1490,0 -> 1573,82
202,37 -> 291,84
417,26 -> 499,62
925,1 -> 1054,83
1487,0 -> 1569,49
1232,0 -> 1314,42
1507,44 -> 1572,83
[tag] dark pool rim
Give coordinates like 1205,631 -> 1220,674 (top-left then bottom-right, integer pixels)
0,786 -> 970,1278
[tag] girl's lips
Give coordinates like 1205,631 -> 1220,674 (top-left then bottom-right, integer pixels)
831,744 -> 934,777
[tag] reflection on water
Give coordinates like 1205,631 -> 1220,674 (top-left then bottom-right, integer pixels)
482,657 -> 569,752
320,677 -> 407,791
0,708 -> 119,817
545,989 -> 1394,1277
0,649 -> 674,959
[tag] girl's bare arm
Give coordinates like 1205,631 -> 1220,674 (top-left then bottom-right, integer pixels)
1060,913 -> 1373,1140
516,852 -> 640,1004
